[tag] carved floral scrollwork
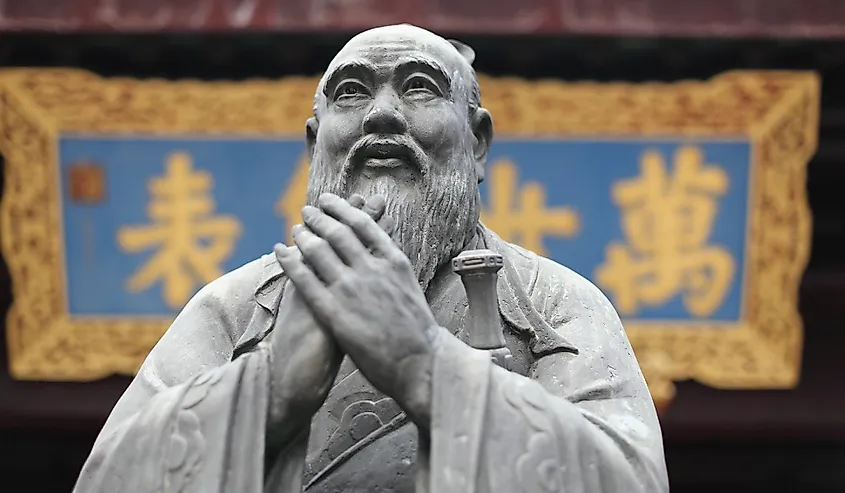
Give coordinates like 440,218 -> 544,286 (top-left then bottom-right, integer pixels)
164,367 -> 225,492
504,380 -> 564,492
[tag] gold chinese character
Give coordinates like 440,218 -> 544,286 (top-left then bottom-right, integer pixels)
481,158 -> 579,256
595,146 -> 734,318
275,154 -> 310,246
117,152 -> 242,309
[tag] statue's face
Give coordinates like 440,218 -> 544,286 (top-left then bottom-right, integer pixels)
306,25 -> 492,290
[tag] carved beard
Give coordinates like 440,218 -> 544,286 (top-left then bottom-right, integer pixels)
306,154 -> 480,291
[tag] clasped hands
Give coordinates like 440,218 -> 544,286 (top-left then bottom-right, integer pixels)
269,193 -> 439,439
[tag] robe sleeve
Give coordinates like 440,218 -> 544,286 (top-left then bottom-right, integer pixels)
426,268 -> 669,493
73,260 -> 308,493
73,345 -> 272,493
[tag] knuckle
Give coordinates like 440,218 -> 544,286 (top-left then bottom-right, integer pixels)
362,205 -> 381,220
364,256 -> 382,272
333,276 -> 359,297
315,237 -> 333,253
365,194 -> 386,210
282,260 -> 309,283
348,210 -> 372,230
380,216 -> 396,235
390,252 -> 412,270
348,194 -> 365,208
317,193 -> 334,208
308,212 -> 328,230
284,256 -> 304,271
325,223 -> 353,243
303,234 -> 330,252
338,276 -> 357,291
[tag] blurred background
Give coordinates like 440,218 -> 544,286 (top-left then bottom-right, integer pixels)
1,1 -> 844,492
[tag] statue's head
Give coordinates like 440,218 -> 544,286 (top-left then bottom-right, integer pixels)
306,24 -> 494,290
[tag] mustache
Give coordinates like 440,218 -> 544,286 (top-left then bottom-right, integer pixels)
344,134 -> 428,177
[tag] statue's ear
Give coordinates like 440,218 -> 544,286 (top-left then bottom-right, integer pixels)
306,117 -> 319,162
447,39 -> 476,65
471,108 -> 493,183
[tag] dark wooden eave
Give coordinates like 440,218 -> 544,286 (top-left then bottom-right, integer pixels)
2,0 -> 845,38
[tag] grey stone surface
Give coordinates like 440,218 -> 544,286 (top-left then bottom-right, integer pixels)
74,24 -> 668,493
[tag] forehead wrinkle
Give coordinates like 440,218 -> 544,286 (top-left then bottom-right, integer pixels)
395,54 -> 450,78
334,52 -> 453,79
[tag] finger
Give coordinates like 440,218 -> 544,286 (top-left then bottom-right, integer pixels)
292,223 -> 351,283
318,193 -> 399,260
274,242 -> 302,264
340,194 -> 385,224
348,194 -> 365,209
377,215 -> 395,237
358,194 -> 392,237
361,195 -> 386,223
302,205 -> 371,266
274,242 -> 312,271
275,247 -> 339,326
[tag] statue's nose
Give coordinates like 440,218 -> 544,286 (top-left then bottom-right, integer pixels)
363,92 -> 408,135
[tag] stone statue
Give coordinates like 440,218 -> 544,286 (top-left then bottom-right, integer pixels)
74,24 -> 669,493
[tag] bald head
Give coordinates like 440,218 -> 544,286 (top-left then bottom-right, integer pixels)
329,24 -> 473,71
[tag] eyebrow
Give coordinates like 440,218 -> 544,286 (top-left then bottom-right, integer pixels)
395,56 -> 450,81
395,57 -> 453,96
322,60 -> 379,98
322,56 -> 453,98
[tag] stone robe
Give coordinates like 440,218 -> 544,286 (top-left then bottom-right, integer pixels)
74,226 -> 668,493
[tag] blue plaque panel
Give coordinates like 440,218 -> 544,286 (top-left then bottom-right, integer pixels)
59,135 -> 750,323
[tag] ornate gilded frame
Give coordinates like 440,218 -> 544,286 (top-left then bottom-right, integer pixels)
0,69 -> 818,405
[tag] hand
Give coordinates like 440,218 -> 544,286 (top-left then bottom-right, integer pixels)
267,194 -> 394,445
275,193 -> 439,430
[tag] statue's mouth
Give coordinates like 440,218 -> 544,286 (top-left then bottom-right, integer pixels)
349,135 -> 424,176
363,157 -> 406,169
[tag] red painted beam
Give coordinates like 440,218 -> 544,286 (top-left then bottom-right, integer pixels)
2,0 -> 845,38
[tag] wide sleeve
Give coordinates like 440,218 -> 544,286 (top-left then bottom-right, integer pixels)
73,345 -> 272,493
424,265 -> 668,493
73,260 -> 307,493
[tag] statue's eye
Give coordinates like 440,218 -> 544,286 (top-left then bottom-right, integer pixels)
403,75 -> 440,96
335,80 -> 368,100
